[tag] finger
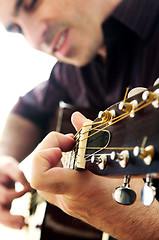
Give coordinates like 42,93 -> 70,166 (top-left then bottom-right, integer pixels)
71,111 -> 92,131
0,157 -> 30,190
38,132 -> 75,151
0,184 -> 29,205
31,147 -> 94,196
0,205 -> 27,229
0,174 -> 13,185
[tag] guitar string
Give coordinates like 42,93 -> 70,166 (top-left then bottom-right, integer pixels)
73,86 -> 130,140
73,111 -> 129,152
73,111 -> 129,150
68,146 -> 134,162
74,98 -> 154,144
73,93 -> 144,144
74,110 -> 128,140
123,87 -> 129,102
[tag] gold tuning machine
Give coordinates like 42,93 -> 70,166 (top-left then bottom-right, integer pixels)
98,109 -> 115,123
118,100 -> 138,117
142,89 -> 159,108
91,154 -> 107,170
111,150 -> 129,168
142,90 -> 156,102
133,145 -> 155,165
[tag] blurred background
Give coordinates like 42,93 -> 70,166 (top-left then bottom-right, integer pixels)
0,24 -> 56,239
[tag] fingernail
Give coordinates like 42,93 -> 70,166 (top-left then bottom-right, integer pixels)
66,133 -> 74,139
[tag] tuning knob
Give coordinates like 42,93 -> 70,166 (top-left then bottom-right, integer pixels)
91,154 -> 107,170
98,110 -> 115,123
118,100 -> 138,117
142,90 -> 153,101
142,89 -> 159,108
153,78 -> 159,86
133,145 -> 155,165
141,174 -> 156,206
111,150 -> 129,168
127,87 -> 146,98
152,89 -> 159,108
113,175 -> 136,205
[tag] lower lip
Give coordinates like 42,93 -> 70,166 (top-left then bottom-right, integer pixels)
53,30 -> 69,57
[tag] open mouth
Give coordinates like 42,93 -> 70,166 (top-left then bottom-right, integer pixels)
53,29 -> 69,56
54,30 -> 67,50
41,28 -> 69,58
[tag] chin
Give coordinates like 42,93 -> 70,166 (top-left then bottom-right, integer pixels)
56,50 -> 96,67
57,57 -> 86,67
67,56 -> 94,67
75,53 -> 97,67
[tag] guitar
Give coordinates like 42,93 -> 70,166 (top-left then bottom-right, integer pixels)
61,82 -> 159,206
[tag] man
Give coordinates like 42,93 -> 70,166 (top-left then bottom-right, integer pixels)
0,0 -> 159,239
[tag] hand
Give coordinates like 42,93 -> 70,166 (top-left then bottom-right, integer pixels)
30,112 -> 123,230
0,156 -> 31,229
31,112 -> 159,240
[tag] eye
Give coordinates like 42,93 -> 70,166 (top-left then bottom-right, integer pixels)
24,0 -> 38,11
6,24 -> 23,34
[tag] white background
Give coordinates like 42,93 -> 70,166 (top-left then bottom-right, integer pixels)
0,24 -> 56,135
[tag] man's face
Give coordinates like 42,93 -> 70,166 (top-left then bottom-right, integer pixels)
0,0 -> 105,66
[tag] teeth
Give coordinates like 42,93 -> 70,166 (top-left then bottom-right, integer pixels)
55,32 -> 66,50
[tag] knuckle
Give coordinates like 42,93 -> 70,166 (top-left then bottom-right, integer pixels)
44,131 -> 58,142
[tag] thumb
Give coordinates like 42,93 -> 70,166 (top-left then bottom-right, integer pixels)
71,112 -> 92,131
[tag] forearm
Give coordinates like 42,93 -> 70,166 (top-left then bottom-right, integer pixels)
0,113 -> 44,162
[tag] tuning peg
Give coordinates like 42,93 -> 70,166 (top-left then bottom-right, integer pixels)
153,78 -> 159,86
142,89 -> 159,108
141,174 -> 156,206
111,150 -> 129,168
142,90 -> 155,101
133,145 -> 154,165
152,89 -> 159,108
98,110 -> 115,123
113,175 -> 136,205
127,87 -> 146,98
118,100 -> 138,117
91,154 -> 107,170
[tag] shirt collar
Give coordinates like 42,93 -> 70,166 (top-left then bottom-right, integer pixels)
106,0 -> 159,40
